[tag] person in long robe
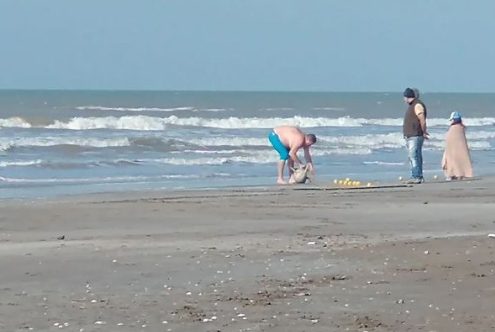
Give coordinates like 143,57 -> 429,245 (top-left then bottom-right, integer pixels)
441,111 -> 473,180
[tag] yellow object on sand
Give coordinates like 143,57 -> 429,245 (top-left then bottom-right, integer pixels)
356,181 -> 361,186
338,180 -> 344,185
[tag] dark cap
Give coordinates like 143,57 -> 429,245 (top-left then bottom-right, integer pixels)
403,88 -> 416,98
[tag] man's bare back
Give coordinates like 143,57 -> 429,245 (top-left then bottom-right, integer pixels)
273,125 -> 305,150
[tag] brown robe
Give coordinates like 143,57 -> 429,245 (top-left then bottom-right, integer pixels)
441,124 -> 473,178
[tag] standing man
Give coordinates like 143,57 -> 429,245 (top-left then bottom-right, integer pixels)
402,87 -> 428,184
268,125 -> 316,184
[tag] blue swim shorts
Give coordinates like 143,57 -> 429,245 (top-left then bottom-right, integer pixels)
268,131 -> 289,160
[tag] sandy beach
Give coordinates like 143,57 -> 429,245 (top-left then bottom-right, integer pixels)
1,178 -> 495,331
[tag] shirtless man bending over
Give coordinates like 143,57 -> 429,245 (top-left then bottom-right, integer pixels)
268,125 -> 317,184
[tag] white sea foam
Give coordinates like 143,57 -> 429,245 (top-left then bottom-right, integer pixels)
178,149 -> 241,155
0,160 -> 43,167
0,175 -> 148,183
153,156 -> 273,165
148,148 -> 373,166
185,131 -> 494,150
46,115 -> 495,130
3,115 -> 495,130
0,137 -> 130,151
363,161 -> 405,166
187,137 -> 268,147
425,140 -> 491,150
1,130 -> 492,153
0,117 -> 32,128
0,173 -> 223,184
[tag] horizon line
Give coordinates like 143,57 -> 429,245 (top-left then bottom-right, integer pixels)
1,88 -> 495,94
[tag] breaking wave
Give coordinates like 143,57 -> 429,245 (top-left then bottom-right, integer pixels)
1,115 -> 494,130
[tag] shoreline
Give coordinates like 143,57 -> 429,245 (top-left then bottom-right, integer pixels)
1,172 -> 488,203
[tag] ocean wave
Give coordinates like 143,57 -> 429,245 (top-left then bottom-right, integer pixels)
1,130 -> 493,153
425,140 -> 491,150
0,159 -> 133,169
0,136 -> 489,170
264,107 -> 295,111
186,132 -> 494,150
75,106 -> 227,112
0,117 -> 32,128
0,160 -> 43,167
0,148 -> 371,170
0,173 -> 229,185
312,107 -> 346,111
363,161 -> 405,166
0,175 -> 148,183
2,115 -> 495,130
184,134 -> 400,150
0,137 -> 130,151
149,148 -> 373,166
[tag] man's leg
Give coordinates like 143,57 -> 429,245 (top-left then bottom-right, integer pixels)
268,131 -> 288,184
406,136 -> 423,182
287,158 -> 295,184
417,137 -> 424,179
277,159 -> 287,184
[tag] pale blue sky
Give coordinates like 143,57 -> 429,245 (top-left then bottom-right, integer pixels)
1,1 -> 494,92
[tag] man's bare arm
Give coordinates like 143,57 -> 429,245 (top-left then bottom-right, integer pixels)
417,113 -> 427,134
303,146 -> 312,165
415,104 -> 428,136
289,146 -> 304,166
287,135 -> 305,166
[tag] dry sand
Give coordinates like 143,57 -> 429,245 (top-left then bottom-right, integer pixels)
1,178 -> 495,331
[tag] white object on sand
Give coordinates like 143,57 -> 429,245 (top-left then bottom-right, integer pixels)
291,166 -> 311,184
488,233 -> 495,238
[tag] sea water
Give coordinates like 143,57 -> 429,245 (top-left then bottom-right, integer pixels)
1,90 -> 494,199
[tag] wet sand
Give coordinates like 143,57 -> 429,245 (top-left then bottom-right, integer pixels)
1,178 -> 495,331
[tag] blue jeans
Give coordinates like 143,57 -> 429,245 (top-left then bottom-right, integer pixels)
405,136 -> 424,179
